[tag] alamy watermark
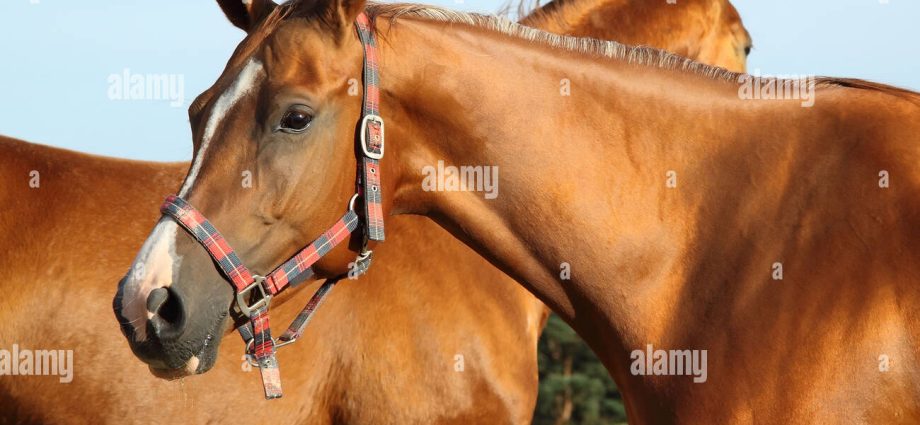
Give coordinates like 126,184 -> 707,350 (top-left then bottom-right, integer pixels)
107,68 -> 185,107
0,344 -> 73,383
630,344 -> 707,383
421,160 -> 499,200
738,69 -> 816,108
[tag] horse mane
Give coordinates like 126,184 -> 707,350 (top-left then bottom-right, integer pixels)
813,78 -> 920,103
363,2 -> 741,83
278,1 -> 919,101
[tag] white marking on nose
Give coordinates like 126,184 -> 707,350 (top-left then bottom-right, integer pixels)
178,58 -> 265,197
184,356 -> 200,374
121,218 -> 180,342
119,58 -> 264,342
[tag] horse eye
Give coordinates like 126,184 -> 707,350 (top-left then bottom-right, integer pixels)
278,109 -> 313,133
744,45 -> 752,56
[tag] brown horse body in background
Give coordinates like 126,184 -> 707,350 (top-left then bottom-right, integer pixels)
1,1 -> 748,423
521,0 -> 752,72
0,137 -> 543,424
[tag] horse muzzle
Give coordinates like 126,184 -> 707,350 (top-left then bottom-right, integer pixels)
113,274 -> 227,377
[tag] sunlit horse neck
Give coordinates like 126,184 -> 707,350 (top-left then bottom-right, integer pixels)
125,1 -> 920,422
369,7 -> 920,422
518,0 -> 752,72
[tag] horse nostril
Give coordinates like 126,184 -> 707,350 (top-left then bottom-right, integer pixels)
147,287 -> 168,313
147,287 -> 183,329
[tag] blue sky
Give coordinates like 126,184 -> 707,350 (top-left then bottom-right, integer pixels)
1,0 -> 917,161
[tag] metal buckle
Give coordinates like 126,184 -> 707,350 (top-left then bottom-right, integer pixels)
236,275 -> 271,317
359,114 -> 384,160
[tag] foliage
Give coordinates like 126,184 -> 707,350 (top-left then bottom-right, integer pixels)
534,314 -> 627,425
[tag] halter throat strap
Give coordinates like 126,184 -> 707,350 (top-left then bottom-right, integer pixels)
157,12 -> 384,400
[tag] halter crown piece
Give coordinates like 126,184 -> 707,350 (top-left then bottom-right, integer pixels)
159,13 -> 384,400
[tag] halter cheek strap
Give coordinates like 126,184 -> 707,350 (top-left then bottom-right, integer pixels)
158,12 -> 384,400
356,11 -> 385,242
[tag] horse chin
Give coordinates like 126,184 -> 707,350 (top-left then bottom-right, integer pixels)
147,334 -> 222,379
144,312 -> 226,379
190,331 -> 222,374
149,363 -> 197,380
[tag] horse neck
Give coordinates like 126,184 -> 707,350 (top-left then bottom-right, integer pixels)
377,17 -> 762,357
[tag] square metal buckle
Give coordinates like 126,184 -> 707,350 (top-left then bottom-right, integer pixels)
236,275 -> 271,317
359,114 -> 384,160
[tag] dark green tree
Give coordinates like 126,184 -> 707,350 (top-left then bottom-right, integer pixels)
534,314 -> 627,425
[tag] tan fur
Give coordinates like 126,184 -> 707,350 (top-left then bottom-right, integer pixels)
369,11 -> 920,424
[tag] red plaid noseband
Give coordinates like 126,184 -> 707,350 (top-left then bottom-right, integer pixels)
158,13 -> 384,400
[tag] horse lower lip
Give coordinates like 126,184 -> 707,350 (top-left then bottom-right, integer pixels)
149,353 -> 202,379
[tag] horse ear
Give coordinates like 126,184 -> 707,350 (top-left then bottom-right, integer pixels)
327,0 -> 367,30
294,0 -> 366,40
217,0 -> 278,32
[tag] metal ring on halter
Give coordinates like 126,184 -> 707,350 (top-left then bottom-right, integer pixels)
356,249 -> 372,262
245,337 -> 298,367
244,339 -> 260,367
348,193 -> 360,212
274,338 -> 298,350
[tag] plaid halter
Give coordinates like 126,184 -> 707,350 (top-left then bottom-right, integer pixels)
160,13 -> 384,400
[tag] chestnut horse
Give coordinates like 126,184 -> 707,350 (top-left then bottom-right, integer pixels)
2,1 -> 751,424
520,0 -> 752,73
115,0 -> 920,423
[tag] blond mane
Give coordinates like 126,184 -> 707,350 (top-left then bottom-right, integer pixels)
363,2 -> 742,83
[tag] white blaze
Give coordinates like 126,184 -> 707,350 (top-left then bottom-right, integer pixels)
120,58 -> 264,341
178,58 -> 264,197
122,218 -> 179,342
